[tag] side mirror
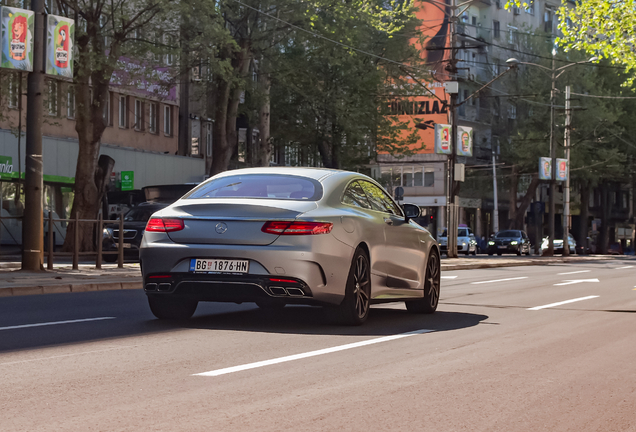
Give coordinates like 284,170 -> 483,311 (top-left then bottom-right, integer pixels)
401,203 -> 421,219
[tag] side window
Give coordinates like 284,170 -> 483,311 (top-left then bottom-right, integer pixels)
342,181 -> 371,209
359,181 -> 401,215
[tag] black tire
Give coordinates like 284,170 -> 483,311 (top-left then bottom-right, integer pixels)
488,252 -> 493,256
497,252 -> 502,256
516,250 -> 522,256
148,296 -> 198,320
406,249 -> 441,314
103,254 -> 118,263
332,247 -> 371,326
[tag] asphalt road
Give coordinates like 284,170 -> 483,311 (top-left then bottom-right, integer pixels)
1,259 -> 635,431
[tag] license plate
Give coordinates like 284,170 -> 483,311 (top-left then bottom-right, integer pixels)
123,243 -> 132,249
189,258 -> 249,274
498,245 -> 507,249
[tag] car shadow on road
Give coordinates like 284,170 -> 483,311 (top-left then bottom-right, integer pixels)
177,303 -> 488,337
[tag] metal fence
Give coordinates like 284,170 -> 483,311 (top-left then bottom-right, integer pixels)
1,213 -> 129,270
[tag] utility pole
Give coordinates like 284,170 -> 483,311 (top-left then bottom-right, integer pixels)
445,0 -> 459,258
492,149 -> 499,234
22,0 -> 45,271
562,85 -> 571,256
546,52 -> 556,256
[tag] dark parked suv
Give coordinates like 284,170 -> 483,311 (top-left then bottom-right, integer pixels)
487,230 -> 532,256
102,202 -> 168,262
102,184 -> 198,262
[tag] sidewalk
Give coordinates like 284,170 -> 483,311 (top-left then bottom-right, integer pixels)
0,254 -> 631,298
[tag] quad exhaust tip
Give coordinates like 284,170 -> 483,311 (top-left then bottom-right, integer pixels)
269,286 -> 305,296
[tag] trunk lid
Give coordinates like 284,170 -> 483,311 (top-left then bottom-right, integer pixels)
165,199 -> 318,245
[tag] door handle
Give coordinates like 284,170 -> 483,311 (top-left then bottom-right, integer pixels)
383,218 -> 393,225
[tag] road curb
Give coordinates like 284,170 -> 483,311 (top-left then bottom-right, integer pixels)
2,280 -> 143,297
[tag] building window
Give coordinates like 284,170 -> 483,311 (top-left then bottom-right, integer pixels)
206,123 -> 213,156
134,99 -> 144,131
118,95 -> 127,128
164,35 -> 175,66
507,103 -> 517,119
525,1 -> 534,14
544,7 -> 553,33
8,73 -> 18,108
67,85 -> 75,118
424,169 -> 435,187
153,32 -> 162,63
493,20 -> 500,39
103,91 -> 111,126
149,102 -> 158,134
163,105 -> 172,136
47,81 -> 58,116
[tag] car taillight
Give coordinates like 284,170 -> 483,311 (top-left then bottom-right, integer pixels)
145,218 -> 185,232
261,221 -> 333,235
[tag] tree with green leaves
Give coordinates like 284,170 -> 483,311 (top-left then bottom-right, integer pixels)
556,0 -> 636,86
55,0 -> 230,251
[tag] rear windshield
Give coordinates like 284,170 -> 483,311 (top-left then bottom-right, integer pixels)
495,230 -> 520,238
184,174 -> 322,201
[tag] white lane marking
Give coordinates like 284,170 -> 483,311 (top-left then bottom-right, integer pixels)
441,276 -> 458,279
194,329 -> 434,377
557,270 -> 591,275
470,277 -> 528,285
554,278 -> 599,286
528,296 -> 599,310
615,266 -> 634,269
0,317 -> 115,331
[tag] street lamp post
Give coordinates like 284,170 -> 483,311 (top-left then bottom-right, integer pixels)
505,55 -> 596,256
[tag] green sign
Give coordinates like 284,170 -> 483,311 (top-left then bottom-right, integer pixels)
121,171 -> 134,191
0,155 -> 13,180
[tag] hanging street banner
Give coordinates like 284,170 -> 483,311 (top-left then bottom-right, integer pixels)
556,158 -> 568,181
434,123 -> 452,154
539,157 -> 552,180
46,14 -> 74,78
456,126 -> 473,157
0,7 -> 34,71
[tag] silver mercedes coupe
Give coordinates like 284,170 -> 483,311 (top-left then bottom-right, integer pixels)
139,167 -> 440,325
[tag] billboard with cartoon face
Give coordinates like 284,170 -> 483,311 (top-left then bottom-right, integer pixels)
456,126 -> 473,157
1,7 -> 34,71
46,14 -> 74,78
555,158 -> 568,181
434,123 -> 452,154
539,157 -> 552,180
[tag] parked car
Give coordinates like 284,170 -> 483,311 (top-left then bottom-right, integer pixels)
102,184 -> 198,262
102,202 -> 168,262
139,167 -> 441,325
438,226 -> 478,256
608,242 -> 623,255
540,233 -> 576,254
487,230 -> 532,256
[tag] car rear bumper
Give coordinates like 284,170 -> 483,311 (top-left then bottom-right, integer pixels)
139,234 -> 353,306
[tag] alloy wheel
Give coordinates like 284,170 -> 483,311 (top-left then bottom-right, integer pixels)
353,254 -> 370,318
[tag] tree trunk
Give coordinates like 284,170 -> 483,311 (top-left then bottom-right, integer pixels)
510,174 -> 540,229
63,71 -> 111,252
256,72 -> 272,167
226,42 -> 251,168
507,165 -> 519,228
211,77 -> 232,176
599,182 -> 610,254
579,181 -> 589,254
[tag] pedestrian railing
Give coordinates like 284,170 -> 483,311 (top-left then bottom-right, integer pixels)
0,212 -> 131,270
